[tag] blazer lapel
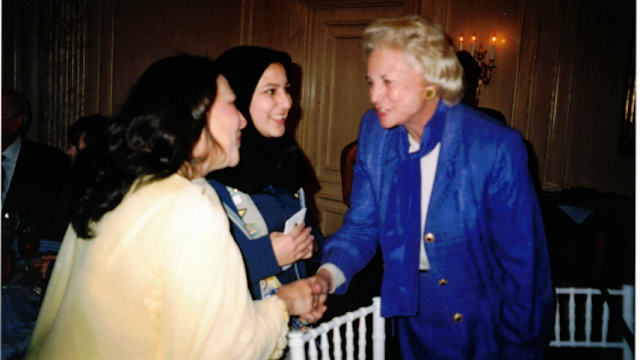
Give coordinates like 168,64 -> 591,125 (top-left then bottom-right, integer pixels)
4,139 -> 31,212
427,105 -> 463,218
380,127 -> 402,188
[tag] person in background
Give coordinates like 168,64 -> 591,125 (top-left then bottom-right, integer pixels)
31,114 -> 109,280
312,16 -> 553,359
25,54 -> 325,360
456,50 -> 506,123
2,89 -> 70,242
66,114 -> 108,163
207,46 -> 324,334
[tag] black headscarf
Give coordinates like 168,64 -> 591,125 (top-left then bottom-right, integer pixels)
207,46 -> 309,194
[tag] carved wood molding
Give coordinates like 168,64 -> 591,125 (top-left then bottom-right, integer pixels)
41,0 -> 91,149
299,0 -> 405,9
240,0 -> 254,45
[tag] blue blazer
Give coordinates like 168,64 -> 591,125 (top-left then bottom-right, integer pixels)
209,180 -> 323,299
322,103 -> 553,358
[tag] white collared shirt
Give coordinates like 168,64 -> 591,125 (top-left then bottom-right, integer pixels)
321,133 -> 441,292
408,134 -> 440,271
2,136 -> 22,206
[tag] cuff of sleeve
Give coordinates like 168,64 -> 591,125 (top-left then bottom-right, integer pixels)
268,296 -> 290,360
319,263 -> 346,293
246,235 -> 282,282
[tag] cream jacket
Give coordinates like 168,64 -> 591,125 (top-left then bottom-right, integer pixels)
26,175 -> 288,360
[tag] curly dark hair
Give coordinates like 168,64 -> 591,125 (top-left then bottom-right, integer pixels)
70,54 -> 219,239
68,114 -> 109,150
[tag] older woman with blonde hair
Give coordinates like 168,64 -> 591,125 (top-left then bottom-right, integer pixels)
312,15 -> 553,359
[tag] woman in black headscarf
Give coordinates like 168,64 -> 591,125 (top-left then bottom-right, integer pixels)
207,46 -> 323,331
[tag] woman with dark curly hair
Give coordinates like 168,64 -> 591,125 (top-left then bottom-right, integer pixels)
25,54 -> 325,360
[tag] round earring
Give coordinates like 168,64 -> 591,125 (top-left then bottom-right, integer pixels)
424,86 -> 437,101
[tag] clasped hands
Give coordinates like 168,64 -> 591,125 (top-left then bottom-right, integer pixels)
274,268 -> 333,324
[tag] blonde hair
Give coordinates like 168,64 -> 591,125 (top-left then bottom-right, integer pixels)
363,15 -> 464,105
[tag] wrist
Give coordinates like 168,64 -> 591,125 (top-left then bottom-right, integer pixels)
274,289 -> 294,314
316,268 -> 334,291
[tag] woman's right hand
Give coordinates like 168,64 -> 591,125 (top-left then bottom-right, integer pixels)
270,223 -> 314,267
275,279 -> 327,324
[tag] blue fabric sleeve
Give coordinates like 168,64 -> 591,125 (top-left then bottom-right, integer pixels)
485,131 -> 554,359
235,233 -> 282,284
321,112 -> 381,294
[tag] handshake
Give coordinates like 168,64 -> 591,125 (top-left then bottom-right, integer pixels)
274,268 -> 334,323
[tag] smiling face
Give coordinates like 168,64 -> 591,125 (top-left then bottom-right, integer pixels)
191,75 -> 247,177
248,63 -> 292,138
367,48 -> 438,140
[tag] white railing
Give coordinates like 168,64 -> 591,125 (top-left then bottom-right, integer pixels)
549,285 -> 634,360
288,297 -> 385,360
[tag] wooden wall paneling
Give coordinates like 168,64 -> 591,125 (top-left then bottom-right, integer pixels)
511,0 -> 541,139
288,2 -> 313,144
96,0 -> 115,116
240,0 -> 255,45
316,196 -> 350,237
249,0 -> 297,53
315,21 -> 371,188
2,0 -> 43,142
446,0 -> 526,125
298,1 -> 415,233
2,0 -> 22,90
416,0 -> 450,25
40,0 -> 92,150
108,0 -> 243,112
511,0 -> 546,187
559,0 -> 635,195
528,0 -> 568,192
546,0 -> 585,191
84,0 -> 104,115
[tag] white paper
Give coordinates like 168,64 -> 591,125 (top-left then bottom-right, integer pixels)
283,208 -> 307,234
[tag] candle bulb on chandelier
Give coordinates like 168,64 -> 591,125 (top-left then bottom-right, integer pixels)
459,33 -> 464,51
490,34 -> 496,60
470,32 -> 477,55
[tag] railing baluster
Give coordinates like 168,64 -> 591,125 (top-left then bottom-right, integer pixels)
309,331 -> 319,360
622,285 -> 634,360
601,301 -> 610,347
547,287 -> 633,352
287,298 -> 384,359
346,316 -> 355,360
288,331 -> 305,360
358,314 -> 367,360
372,297 -> 385,360
554,298 -> 561,343
569,288 -> 576,346
585,289 -> 593,345
333,325 -> 343,360
321,332 -> 330,360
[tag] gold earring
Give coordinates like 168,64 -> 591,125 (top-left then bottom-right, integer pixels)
424,86 -> 436,100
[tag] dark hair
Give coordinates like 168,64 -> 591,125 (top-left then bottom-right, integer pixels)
456,51 -> 481,106
71,54 -> 219,239
207,46 -> 308,194
2,88 -> 33,132
68,114 -> 109,149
